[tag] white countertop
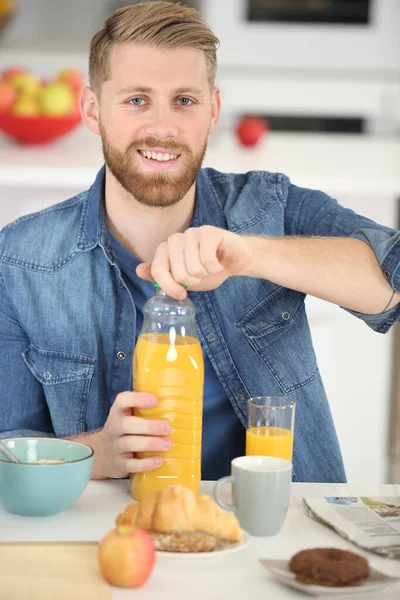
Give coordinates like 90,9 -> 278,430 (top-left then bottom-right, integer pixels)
1,480 -> 399,599
2,127 -> 400,198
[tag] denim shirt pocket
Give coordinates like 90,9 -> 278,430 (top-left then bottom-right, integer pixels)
237,287 -> 318,394
23,344 -> 95,437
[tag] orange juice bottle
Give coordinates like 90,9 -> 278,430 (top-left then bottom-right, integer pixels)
131,284 -> 204,502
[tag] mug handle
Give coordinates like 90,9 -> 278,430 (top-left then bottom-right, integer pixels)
213,475 -> 235,512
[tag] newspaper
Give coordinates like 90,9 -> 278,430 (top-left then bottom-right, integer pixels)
303,496 -> 400,560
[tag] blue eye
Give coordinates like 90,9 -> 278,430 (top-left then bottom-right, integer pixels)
129,98 -> 145,105
178,97 -> 193,106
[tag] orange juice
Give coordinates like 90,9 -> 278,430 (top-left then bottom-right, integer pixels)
131,332 -> 204,502
246,426 -> 293,461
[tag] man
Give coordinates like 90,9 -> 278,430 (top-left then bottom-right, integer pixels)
0,2 -> 399,483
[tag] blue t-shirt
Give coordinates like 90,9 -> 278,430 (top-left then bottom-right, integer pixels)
110,234 -> 245,480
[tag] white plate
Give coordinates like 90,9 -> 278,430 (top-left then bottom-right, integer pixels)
156,529 -> 250,560
259,559 -> 400,596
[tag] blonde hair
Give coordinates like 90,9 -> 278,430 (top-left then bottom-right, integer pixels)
89,1 -> 219,93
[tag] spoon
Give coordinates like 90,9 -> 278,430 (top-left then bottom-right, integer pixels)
0,440 -> 20,463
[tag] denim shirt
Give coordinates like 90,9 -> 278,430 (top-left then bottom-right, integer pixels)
1,166 -> 399,483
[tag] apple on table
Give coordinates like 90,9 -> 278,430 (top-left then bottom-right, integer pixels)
98,524 -> 156,588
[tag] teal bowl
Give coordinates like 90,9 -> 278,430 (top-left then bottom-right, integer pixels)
0,438 -> 94,516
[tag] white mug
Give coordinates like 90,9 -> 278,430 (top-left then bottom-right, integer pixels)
213,455 -> 292,536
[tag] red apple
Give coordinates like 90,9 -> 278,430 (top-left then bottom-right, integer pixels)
0,80 -> 17,112
98,525 -> 156,588
235,116 -> 268,147
56,68 -> 84,94
2,67 -> 26,81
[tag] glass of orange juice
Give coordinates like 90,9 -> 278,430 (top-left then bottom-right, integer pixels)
246,397 -> 295,462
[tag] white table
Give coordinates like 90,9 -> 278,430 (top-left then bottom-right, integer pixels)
1,481 -> 400,599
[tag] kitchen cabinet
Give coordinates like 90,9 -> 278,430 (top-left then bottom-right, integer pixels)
1,128 -> 399,484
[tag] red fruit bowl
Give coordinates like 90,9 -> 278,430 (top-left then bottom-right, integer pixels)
0,111 -> 82,144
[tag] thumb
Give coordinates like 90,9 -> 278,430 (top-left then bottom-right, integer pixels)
136,262 -> 154,282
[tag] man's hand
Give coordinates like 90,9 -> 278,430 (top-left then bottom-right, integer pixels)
76,392 -> 172,479
136,226 -> 252,299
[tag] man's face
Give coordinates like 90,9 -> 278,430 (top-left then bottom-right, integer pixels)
95,43 -> 220,208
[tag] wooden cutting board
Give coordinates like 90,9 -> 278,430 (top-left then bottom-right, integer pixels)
0,542 -> 112,600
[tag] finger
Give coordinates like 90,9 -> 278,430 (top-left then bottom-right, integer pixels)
123,455 -> 164,474
168,234 -> 202,287
184,228 -> 209,278
120,415 -> 171,436
199,230 -> 224,274
118,434 -> 172,454
151,241 -> 186,299
112,391 -> 158,415
136,262 -> 153,282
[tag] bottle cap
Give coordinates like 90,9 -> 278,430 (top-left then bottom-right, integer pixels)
153,282 -> 187,290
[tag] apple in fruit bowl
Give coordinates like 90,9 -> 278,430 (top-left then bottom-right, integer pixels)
0,66 -> 82,144
2,67 -> 26,81
11,94 -> 39,117
9,72 -> 41,97
68,93 -> 81,119
0,80 -> 17,112
98,525 -> 156,588
235,116 -> 268,147
56,68 -> 84,94
38,82 -> 74,116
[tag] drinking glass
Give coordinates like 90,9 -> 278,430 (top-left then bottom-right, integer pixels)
246,396 -> 295,461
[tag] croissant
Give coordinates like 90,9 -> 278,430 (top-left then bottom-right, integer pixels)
116,484 -> 242,552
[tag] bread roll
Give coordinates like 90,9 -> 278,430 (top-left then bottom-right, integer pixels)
116,484 -> 242,551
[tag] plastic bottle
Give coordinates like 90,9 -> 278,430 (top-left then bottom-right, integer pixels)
131,284 -> 204,502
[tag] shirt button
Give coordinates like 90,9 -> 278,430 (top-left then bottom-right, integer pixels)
207,334 -> 216,342
44,372 -> 52,380
120,284 -> 126,290
383,270 -> 391,280
237,394 -> 245,402
282,312 -> 291,320
117,351 -> 126,360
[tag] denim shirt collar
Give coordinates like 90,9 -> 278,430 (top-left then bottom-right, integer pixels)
77,165 -> 227,260
77,165 -> 115,262
194,169 -> 227,230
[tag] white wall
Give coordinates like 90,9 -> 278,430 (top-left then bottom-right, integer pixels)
306,194 -> 397,484
0,0 -> 108,49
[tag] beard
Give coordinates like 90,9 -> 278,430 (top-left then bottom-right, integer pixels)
100,124 -> 208,208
